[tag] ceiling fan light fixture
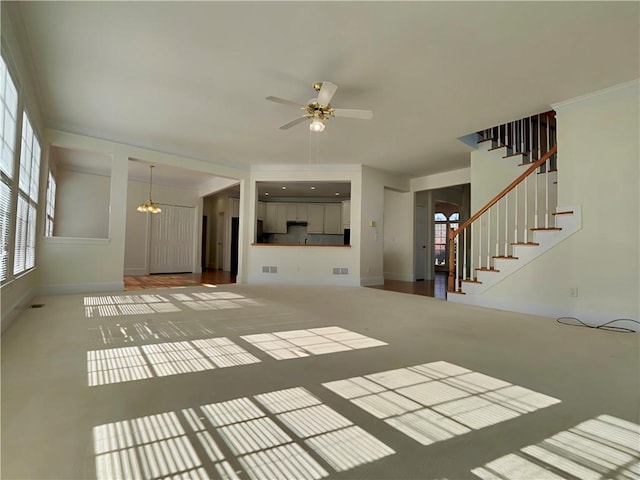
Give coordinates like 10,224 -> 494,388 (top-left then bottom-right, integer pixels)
309,119 -> 325,132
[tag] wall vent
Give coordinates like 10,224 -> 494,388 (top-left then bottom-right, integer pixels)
332,267 -> 349,275
269,266 -> 278,273
262,266 -> 270,273
262,266 -> 278,273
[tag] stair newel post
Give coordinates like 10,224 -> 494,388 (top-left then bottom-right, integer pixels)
455,230 -> 460,292
447,229 -> 456,293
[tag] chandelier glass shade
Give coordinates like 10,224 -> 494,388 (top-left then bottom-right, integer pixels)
137,165 -> 161,213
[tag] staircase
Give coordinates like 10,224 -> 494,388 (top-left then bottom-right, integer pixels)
447,112 -> 582,298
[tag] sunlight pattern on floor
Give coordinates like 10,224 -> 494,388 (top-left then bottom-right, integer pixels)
94,411 -> 207,479
88,337 -> 260,386
94,386 -> 395,479
89,320 -> 217,346
241,326 -> 387,360
84,292 -> 262,318
471,414 -> 640,480
323,361 -> 560,446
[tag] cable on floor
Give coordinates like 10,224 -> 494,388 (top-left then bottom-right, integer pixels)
556,317 -> 640,333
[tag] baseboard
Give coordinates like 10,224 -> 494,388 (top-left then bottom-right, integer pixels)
447,294 -> 639,332
124,268 -> 147,276
1,288 -> 36,334
360,276 -> 385,287
37,281 -> 124,296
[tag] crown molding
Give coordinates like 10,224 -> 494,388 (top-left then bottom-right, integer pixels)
552,79 -> 640,111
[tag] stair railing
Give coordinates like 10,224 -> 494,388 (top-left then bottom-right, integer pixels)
447,145 -> 558,293
478,111 -> 557,170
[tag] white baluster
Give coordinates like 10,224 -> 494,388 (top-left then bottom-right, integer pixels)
505,193 -> 509,256
496,200 -> 500,257
487,207 -> 491,267
461,229 -> 466,281
478,219 -> 482,271
513,184 -> 518,251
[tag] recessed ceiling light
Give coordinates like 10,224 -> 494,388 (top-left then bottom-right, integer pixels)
265,192 -> 269,196
310,186 -> 316,190
335,192 -> 340,196
281,186 -> 287,190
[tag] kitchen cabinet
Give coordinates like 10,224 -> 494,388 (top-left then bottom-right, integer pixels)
256,201 -> 266,221
342,200 -> 351,228
285,203 -> 307,222
307,204 -> 324,233
230,197 -> 240,217
264,203 -> 287,233
323,204 -> 342,234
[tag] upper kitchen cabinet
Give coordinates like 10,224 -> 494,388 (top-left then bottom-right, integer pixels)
342,200 -> 351,228
323,204 -> 342,234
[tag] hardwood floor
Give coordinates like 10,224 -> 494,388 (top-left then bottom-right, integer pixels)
124,269 -> 446,299
368,272 -> 448,299
124,269 -> 236,291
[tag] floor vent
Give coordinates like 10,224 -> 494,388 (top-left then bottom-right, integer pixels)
30,304 -> 45,308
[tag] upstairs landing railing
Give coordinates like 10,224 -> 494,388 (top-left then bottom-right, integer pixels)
478,111 -> 557,170
448,145 -> 558,293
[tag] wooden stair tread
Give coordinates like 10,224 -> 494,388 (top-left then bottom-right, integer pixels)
537,169 -> 558,174
504,152 -> 529,159
531,227 -> 562,231
511,242 -> 539,246
475,267 -> 500,272
492,256 -> 519,259
447,290 -> 466,295
488,144 -> 508,152
552,211 -> 573,216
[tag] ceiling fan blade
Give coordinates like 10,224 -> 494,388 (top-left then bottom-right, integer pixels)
332,108 -> 374,120
266,96 -> 305,108
316,81 -> 338,106
279,116 -> 309,130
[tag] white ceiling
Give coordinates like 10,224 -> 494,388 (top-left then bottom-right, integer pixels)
16,2 -> 640,181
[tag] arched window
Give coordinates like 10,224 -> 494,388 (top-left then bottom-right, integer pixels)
434,211 -> 460,267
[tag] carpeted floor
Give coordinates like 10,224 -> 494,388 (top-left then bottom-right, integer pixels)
1,284 -> 638,479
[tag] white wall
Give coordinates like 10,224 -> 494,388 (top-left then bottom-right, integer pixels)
383,188 -> 414,281
244,165 -> 362,286
38,129 -> 246,294
360,166 -> 411,286
480,81 -> 639,325
410,167 -> 470,192
54,169 -> 110,238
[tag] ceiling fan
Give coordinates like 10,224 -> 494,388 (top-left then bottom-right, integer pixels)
266,81 -> 373,132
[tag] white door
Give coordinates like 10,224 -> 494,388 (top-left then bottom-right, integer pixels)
149,204 -> 195,274
415,205 -> 426,280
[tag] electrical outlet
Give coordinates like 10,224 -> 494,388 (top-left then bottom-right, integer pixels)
569,287 -> 578,297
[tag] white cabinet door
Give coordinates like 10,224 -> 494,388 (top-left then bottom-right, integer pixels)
307,204 -> 324,233
285,203 -> 297,221
296,203 -> 307,221
150,205 -> 195,273
230,197 -> 240,217
257,201 -> 266,221
342,200 -> 351,228
265,203 -> 287,233
323,204 -> 342,234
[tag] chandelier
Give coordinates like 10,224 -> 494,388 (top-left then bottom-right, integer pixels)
136,165 -> 161,213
